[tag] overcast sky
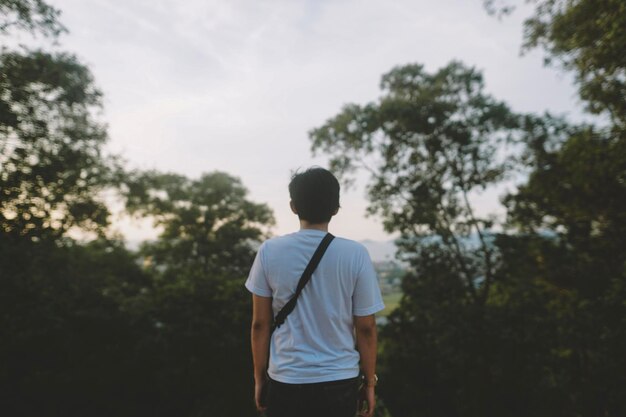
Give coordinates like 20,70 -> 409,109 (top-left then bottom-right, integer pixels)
42,0 -> 585,242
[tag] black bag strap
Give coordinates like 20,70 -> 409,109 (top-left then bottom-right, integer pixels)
271,232 -> 335,334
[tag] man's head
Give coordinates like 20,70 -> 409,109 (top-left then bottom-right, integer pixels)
289,167 -> 340,224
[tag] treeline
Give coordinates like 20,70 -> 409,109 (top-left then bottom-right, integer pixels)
0,2 -> 271,416
1,1 -> 625,417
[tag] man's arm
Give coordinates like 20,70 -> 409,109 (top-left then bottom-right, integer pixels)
355,314 -> 377,417
251,294 -> 273,411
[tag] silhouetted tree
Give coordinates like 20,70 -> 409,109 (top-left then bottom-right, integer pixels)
122,170 -> 274,417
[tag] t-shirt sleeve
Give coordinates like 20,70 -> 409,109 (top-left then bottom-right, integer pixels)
352,247 -> 385,316
245,243 -> 273,297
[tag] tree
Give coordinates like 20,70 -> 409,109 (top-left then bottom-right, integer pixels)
125,170 -> 274,279
310,61 -> 528,416
1,0 -> 118,241
122,170 -> 274,417
311,61 -> 521,306
0,5 -> 144,413
484,0 -> 626,128
0,50 -> 117,240
502,124 -> 626,416
0,236 -> 155,417
506,125 -> 626,270
480,2 -> 626,414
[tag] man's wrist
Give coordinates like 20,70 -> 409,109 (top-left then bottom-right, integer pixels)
361,374 -> 378,387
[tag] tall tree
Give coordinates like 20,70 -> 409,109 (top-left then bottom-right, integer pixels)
311,61 -> 521,306
310,61 -> 528,416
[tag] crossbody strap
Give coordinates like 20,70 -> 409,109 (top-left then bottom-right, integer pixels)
271,232 -> 335,334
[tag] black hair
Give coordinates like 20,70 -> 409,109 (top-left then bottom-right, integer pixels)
289,167 -> 340,224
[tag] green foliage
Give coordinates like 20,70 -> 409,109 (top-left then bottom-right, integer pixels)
311,61 -> 522,306
523,0 -> 626,126
380,241 -> 536,415
486,0 -> 626,128
126,266 -> 259,417
0,237 -> 154,416
311,59 -> 626,416
500,123 -> 626,415
0,0 -> 65,37
0,169 -> 274,417
0,0 -> 116,240
379,220 -> 626,417
310,62 -> 525,415
506,128 -> 626,250
125,170 -> 274,278
120,170 -> 274,416
0,50 -> 117,239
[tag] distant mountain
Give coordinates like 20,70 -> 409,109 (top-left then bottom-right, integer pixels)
359,232 -> 495,262
126,237 -> 399,261
360,239 -> 398,262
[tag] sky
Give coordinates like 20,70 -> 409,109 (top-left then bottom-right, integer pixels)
41,0 -> 585,242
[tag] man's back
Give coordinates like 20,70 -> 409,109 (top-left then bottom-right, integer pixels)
246,229 -> 384,383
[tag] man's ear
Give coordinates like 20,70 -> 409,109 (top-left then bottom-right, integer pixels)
332,207 -> 339,215
290,200 -> 298,215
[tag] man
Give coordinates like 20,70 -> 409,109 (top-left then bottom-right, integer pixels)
246,167 -> 384,417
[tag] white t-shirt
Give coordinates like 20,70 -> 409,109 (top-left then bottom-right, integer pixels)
245,229 -> 385,384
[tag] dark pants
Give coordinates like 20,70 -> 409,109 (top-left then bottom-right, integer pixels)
266,376 -> 359,417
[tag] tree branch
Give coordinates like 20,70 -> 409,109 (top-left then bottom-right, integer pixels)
460,187 -> 494,305
435,200 -> 478,302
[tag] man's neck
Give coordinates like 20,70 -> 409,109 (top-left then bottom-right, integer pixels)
299,220 -> 330,232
